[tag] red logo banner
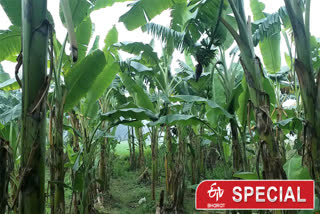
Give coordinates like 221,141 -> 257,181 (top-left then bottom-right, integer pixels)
196,180 -> 314,210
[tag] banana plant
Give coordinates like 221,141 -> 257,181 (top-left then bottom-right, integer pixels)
221,0 -> 286,179
214,47 -> 246,172
284,0 -> 320,196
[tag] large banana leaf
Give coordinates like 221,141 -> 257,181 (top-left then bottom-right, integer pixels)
64,50 -> 106,111
190,0 -> 226,27
212,74 -> 226,107
119,72 -> 155,112
84,62 -> 120,116
129,61 -> 152,73
170,2 -> 193,32
0,78 -> 20,91
0,0 -> 54,27
0,103 -> 21,125
0,26 -> 21,62
93,0 -> 132,11
275,117 -> 303,131
142,23 -> 185,49
114,42 -> 159,66
236,77 -> 249,127
100,108 -> 158,122
0,65 -> 10,83
187,0 -> 232,49
252,6 -> 289,46
250,0 -> 281,74
170,95 -> 232,118
75,17 -> 92,61
104,26 -> 118,51
284,155 -> 311,179
103,26 -> 118,64
119,0 -> 174,31
0,90 -> 21,124
223,15 -> 237,50
0,0 -> 21,26
83,26 -> 120,116
148,114 -> 205,126
88,35 -> 100,54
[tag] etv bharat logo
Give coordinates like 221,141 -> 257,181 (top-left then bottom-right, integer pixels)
208,183 -> 224,201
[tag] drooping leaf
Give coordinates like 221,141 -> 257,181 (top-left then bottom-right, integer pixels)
114,42 -> 159,66
170,2 -> 193,32
119,72 -> 155,112
84,62 -> 120,116
119,0 -> 174,31
0,78 -> 20,91
93,0 -> 132,11
75,17 -> 92,61
88,35 -> 100,54
252,6 -> 289,45
64,50 -> 106,111
284,155 -> 311,179
0,103 -> 21,125
130,61 -> 152,72
262,77 -> 276,105
250,0 -> 281,74
212,74 -> 226,107
284,52 -> 292,69
0,0 -> 21,26
275,117 -> 303,131
83,26 -> 120,116
103,26 -> 118,64
233,172 -> 259,180
223,141 -> 231,162
100,108 -> 158,122
170,95 -> 232,118
142,23 -> 185,51
236,77 -> 249,127
0,26 -> 21,62
0,0 -> 54,27
223,14 -> 238,50
149,114 -> 205,126
104,26 -> 118,51
0,65 -> 10,83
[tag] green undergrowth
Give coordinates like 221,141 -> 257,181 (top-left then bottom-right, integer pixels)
97,141 -> 221,214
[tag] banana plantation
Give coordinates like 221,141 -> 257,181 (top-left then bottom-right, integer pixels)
0,0 -> 319,213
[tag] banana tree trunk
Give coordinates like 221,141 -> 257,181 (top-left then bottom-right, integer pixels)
165,125 -> 174,200
189,130 -> 200,184
20,0 -> 48,213
172,127 -> 187,211
151,126 -> 159,200
53,101 -> 66,214
129,127 -> 136,170
136,127 -> 145,168
0,138 -> 12,214
99,138 -> 107,192
199,127 -> 205,178
69,111 -> 80,152
69,111 -> 80,213
276,112 -> 286,164
242,59 -> 286,179
99,136 -> 111,195
49,108 -> 55,213
105,137 -> 111,194
230,118 -> 244,172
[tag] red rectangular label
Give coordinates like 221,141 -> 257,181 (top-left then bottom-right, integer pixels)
196,180 -> 314,210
